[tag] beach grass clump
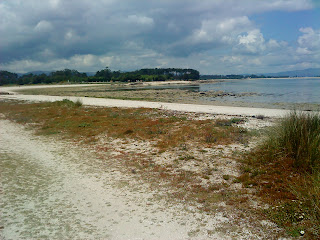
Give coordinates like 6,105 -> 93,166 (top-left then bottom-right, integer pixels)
54,98 -> 83,108
238,111 -> 320,238
267,111 -> 320,172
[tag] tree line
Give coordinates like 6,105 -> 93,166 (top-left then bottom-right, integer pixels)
89,67 -> 199,82
0,67 -> 200,85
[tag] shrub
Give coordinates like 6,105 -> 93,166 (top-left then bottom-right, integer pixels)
267,111 -> 320,172
243,111 -> 320,237
256,115 -> 264,120
74,99 -> 83,107
55,99 -> 83,108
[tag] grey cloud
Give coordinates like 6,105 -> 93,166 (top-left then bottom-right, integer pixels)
0,0 -> 317,73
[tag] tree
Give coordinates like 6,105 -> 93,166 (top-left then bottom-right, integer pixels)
0,71 -> 18,85
95,67 -> 112,81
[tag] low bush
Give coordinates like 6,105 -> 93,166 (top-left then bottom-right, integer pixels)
55,99 -> 83,108
267,111 -> 320,172
238,111 -> 320,238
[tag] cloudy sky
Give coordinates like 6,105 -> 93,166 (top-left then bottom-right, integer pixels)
1,0 -> 319,74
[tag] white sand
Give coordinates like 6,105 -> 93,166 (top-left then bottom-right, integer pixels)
1,119 -> 267,239
1,84 -> 291,117
0,84 -> 283,238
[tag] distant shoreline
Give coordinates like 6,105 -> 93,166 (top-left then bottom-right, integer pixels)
200,76 -> 320,81
1,81 -> 319,117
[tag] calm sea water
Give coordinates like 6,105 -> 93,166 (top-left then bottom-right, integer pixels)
198,78 -> 320,104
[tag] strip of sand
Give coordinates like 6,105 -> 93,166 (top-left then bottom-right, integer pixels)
0,84 -> 293,117
1,93 -> 291,117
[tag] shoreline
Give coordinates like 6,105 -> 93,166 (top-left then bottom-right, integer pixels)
0,92 -> 292,118
1,82 -> 318,117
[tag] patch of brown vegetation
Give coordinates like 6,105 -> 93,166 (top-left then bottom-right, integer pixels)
238,141 -> 320,238
0,99 -> 287,238
0,99 -> 248,149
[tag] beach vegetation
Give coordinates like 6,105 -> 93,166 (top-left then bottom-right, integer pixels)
55,99 -> 83,108
238,111 -> 320,238
0,100 -> 249,149
256,114 -> 265,120
1,99 -> 277,235
0,99 -> 253,212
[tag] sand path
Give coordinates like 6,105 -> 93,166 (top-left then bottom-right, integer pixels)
1,119 -> 239,239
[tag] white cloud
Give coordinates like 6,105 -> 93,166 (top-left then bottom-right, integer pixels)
237,29 -> 266,54
256,0 -> 313,12
222,55 -> 243,64
49,0 -> 60,8
267,39 -> 281,49
0,54 -> 107,73
190,16 -> 252,44
296,47 -> 312,54
34,20 -> 53,32
127,15 -> 154,26
298,27 -> 320,51
295,27 -> 320,69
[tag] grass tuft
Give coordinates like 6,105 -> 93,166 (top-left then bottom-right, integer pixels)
238,111 -> 320,238
267,111 -> 320,172
54,99 -> 83,108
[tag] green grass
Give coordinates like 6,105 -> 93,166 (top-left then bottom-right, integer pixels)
238,111 -> 320,238
267,111 -> 320,172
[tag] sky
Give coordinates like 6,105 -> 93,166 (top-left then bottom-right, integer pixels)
0,0 -> 319,74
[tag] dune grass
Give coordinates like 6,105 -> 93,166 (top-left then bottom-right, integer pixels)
0,99 -> 254,215
269,112 -> 320,172
238,112 -> 320,238
0,99 -> 248,150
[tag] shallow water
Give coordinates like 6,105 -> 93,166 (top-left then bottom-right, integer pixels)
124,78 -> 320,105
199,78 -> 320,104
133,78 -> 320,104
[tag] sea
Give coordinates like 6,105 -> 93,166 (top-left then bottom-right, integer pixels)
146,77 -> 319,105
198,77 -> 320,104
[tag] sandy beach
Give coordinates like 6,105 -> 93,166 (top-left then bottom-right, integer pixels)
2,119 -> 236,239
0,96 -> 283,238
0,83 -> 286,239
2,1 -> 319,238
0,83 -> 294,117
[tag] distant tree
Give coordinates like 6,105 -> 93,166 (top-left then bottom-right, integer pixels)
133,68 -> 199,80
0,70 -> 18,85
48,69 -> 87,82
18,73 -> 34,85
95,67 -> 112,81
33,73 -> 48,84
